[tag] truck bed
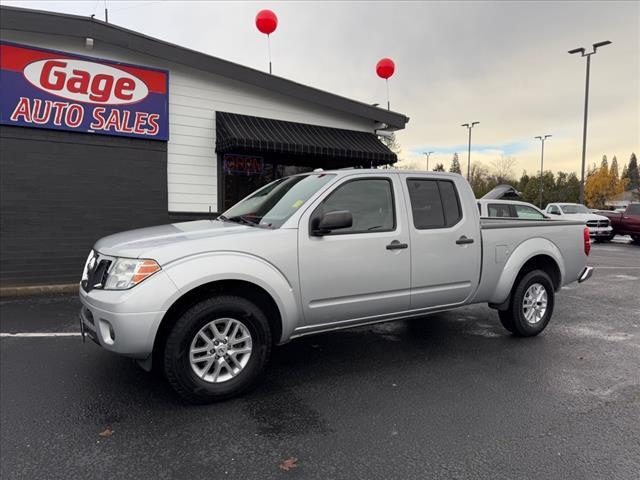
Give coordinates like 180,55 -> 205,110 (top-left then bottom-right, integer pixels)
480,218 -> 584,229
473,217 -> 586,304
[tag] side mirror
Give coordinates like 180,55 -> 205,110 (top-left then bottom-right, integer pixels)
311,210 -> 353,236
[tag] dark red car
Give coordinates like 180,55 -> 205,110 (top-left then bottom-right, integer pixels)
598,203 -> 640,243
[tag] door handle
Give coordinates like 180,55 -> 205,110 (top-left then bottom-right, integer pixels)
386,240 -> 408,250
456,236 -> 474,245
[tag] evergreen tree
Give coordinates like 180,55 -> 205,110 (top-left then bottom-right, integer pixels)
600,155 -> 608,174
518,171 -> 531,194
565,173 -> 581,203
610,156 -> 619,180
449,153 -> 462,174
621,163 -> 629,181
626,153 -> 639,190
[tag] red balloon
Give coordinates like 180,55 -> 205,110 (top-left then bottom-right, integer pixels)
256,9 -> 278,35
376,58 -> 395,79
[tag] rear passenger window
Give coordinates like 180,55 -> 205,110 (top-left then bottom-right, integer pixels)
514,205 -> 545,219
488,203 -> 513,218
407,179 -> 462,229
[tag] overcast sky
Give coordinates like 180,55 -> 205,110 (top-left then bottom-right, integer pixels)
2,0 -> 638,176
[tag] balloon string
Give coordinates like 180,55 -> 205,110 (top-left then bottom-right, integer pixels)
267,34 -> 272,74
386,78 -> 390,110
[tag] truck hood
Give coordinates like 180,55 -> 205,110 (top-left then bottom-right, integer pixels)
94,220 -> 256,260
560,213 -> 609,222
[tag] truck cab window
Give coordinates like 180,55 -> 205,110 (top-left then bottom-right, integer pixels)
488,203 -> 512,218
407,179 -> 462,229
514,205 -> 545,219
312,178 -> 395,234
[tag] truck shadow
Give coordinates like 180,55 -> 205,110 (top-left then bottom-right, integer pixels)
91,306 -> 545,412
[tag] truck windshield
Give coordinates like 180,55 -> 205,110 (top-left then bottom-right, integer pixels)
219,173 -> 336,229
627,204 -> 640,215
560,204 -> 590,214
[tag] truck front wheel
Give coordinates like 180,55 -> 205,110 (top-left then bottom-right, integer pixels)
498,269 -> 555,337
163,295 -> 272,403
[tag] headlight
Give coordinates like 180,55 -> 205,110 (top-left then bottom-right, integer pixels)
81,250 -> 95,282
104,258 -> 161,290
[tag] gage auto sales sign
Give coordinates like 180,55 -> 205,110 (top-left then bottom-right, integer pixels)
0,42 -> 169,140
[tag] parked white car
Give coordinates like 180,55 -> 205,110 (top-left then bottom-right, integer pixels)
545,203 -> 613,241
478,199 -> 548,219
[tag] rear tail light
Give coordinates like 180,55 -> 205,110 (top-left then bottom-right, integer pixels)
583,227 -> 591,256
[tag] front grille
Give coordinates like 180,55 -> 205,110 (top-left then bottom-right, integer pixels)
586,220 -> 609,228
81,258 -> 112,292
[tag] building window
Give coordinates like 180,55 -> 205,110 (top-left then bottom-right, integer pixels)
221,154 -> 317,211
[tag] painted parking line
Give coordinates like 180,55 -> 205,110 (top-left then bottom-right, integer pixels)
0,332 -> 81,338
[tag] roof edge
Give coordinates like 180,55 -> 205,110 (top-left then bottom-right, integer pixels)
0,5 -> 409,129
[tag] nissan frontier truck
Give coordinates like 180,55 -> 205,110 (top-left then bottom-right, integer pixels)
80,170 -> 593,402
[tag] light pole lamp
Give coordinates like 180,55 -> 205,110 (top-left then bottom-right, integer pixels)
569,40 -> 611,205
534,135 -> 552,208
461,122 -> 479,182
423,151 -> 434,170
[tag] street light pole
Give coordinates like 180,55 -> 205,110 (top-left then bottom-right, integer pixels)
534,135 -> 552,208
423,151 -> 434,170
461,122 -> 479,182
569,40 -> 611,204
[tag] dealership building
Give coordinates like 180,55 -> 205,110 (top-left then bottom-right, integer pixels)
0,6 -> 408,288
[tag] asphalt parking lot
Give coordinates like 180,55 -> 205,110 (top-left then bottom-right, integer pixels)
1,239 -> 639,480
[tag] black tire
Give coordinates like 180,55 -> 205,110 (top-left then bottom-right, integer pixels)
632,235 -> 640,244
498,269 -> 555,337
163,295 -> 272,403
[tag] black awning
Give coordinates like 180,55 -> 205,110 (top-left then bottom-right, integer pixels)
215,111 -> 397,167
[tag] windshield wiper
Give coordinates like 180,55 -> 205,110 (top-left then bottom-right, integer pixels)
218,214 -> 260,227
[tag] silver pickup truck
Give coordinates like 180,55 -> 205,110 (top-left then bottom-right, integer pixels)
80,170 -> 593,402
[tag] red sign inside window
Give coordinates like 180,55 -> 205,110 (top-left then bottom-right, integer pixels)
223,154 -> 264,175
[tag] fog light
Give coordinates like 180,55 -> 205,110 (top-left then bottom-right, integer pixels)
99,319 -> 115,345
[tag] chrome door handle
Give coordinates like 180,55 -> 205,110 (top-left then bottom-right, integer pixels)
386,240 -> 408,250
456,236 -> 474,245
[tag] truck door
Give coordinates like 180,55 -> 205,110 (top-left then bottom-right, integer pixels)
401,175 -> 481,309
297,174 -> 411,327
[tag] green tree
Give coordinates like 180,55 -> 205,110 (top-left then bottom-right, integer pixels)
433,163 -> 445,172
625,153 -> 639,190
621,163 -> 629,181
469,162 -> 491,197
600,155 -> 608,176
449,153 -> 462,174
564,172 -> 581,203
610,156 -> 619,180
517,171 -> 531,197
522,171 -> 555,208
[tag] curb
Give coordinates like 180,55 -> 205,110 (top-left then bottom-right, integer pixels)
0,284 -> 78,299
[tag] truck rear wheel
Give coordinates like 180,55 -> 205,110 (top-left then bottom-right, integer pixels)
163,295 -> 272,403
498,269 -> 555,337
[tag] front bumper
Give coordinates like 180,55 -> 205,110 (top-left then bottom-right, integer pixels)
78,270 -> 178,359
588,226 -> 613,237
79,302 -> 163,358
